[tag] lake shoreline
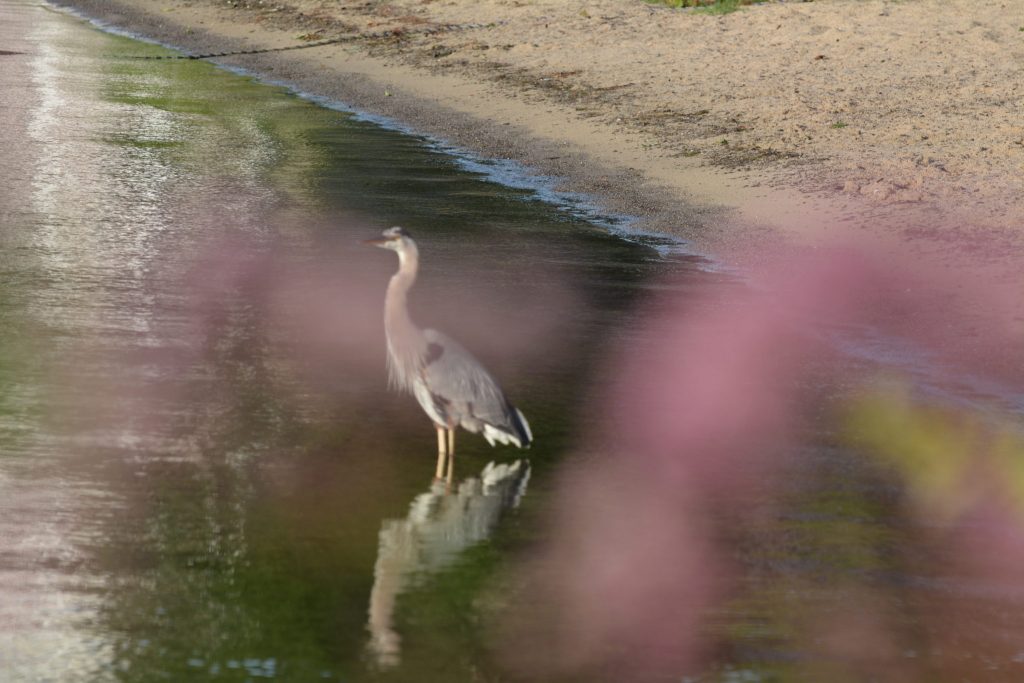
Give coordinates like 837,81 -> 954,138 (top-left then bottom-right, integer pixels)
51,0 -> 1024,265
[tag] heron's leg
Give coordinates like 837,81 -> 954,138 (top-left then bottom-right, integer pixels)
435,426 -> 447,480
445,429 -> 455,484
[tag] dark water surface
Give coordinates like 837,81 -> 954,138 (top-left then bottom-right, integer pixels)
0,1 -> 718,680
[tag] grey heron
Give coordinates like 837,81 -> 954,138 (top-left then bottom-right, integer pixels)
365,227 -> 533,481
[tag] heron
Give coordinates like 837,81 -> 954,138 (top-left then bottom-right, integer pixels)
365,226 -> 533,482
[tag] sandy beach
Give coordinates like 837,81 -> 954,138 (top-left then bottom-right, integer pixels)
52,0 -> 1024,259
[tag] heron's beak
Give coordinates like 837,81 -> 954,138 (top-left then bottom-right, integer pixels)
362,238 -> 389,247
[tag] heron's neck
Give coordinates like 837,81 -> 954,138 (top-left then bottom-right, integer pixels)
384,246 -> 426,389
385,248 -> 420,334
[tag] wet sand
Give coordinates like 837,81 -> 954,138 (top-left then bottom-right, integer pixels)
51,0 -> 1024,262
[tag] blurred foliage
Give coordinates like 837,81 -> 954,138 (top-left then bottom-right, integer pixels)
847,379 -> 1024,520
645,0 -> 764,15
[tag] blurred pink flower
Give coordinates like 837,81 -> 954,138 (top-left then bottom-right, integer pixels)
503,239 -> 1024,680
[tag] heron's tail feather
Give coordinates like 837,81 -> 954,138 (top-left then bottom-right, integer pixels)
512,407 -> 533,448
483,423 -> 515,447
481,406 -> 532,449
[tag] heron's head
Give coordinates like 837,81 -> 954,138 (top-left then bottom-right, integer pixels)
364,226 -> 414,252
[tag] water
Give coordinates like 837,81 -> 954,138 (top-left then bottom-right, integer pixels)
6,2 -> 1024,681
0,2 -> 714,680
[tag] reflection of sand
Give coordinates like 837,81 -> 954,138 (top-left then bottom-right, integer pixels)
366,460 -> 530,668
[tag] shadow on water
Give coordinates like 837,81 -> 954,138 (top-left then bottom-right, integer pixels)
0,1 -> 719,681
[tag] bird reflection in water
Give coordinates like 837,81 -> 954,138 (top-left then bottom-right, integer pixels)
366,459 -> 531,667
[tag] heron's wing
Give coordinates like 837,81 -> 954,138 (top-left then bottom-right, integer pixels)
420,329 -> 517,431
